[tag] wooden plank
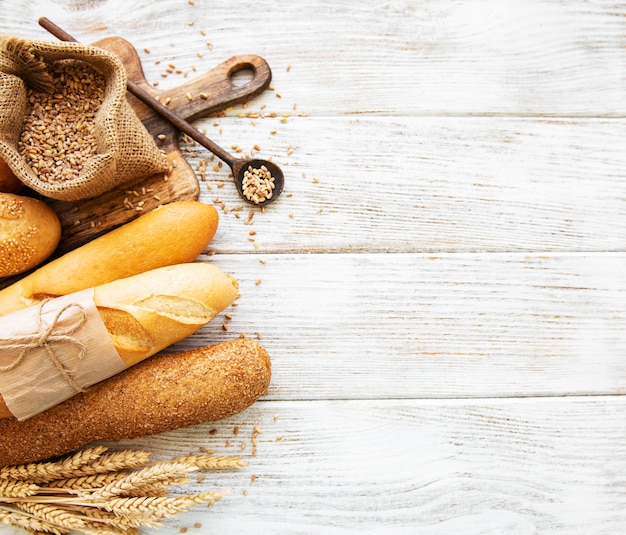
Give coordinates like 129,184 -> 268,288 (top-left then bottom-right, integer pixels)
0,3 -> 623,535
169,252 -> 626,399
177,116 -> 626,254
53,396 -> 626,534
8,0 -> 625,117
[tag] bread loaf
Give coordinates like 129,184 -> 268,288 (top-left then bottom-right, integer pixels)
0,200 -> 218,315
0,192 -> 61,278
0,338 -> 271,467
0,158 -> 22,193
0,262 -> 239,418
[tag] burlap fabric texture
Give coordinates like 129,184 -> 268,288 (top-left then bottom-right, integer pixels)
0,35 -> 168,201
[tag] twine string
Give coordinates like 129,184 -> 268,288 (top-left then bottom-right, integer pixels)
0,299 -> 88,393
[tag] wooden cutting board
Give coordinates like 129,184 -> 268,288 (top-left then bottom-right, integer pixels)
44,36 -> 272,255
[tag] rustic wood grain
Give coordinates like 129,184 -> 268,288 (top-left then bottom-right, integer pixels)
97,397 -> 626,534
185,116 -> 626,254
16,0 -> 624,117
0,0 -> 624,533
170,252 -> 626,400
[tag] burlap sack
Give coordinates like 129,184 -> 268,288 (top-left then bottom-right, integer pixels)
0,35 -> 168,201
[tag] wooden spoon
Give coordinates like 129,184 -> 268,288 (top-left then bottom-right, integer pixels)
103,69 -> 285,207
128,85 -> 285,206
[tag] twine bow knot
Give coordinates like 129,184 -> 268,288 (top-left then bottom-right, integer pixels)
0,299 -> 88,393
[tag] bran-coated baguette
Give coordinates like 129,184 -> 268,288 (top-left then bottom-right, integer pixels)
0,338 -> 271,467
0,262 -> 239,418
0,200 -> 219,316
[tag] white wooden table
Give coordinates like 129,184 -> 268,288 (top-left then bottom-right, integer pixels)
2,1 -> 625,533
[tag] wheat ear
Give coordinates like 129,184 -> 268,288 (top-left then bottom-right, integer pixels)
0,447 -> 108,483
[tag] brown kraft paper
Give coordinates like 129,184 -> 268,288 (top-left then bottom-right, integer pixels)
0,288 -> 126,420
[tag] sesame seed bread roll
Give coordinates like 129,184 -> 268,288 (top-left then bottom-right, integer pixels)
0,262 -> 239,419
0,200 -> 218,316
0,192 -> 61,278
0,338 -> 271,467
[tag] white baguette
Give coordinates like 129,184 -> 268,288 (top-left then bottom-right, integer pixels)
0,262 -> 239,418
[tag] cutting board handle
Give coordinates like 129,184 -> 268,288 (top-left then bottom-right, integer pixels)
93,36 -> 272,122
160,54 -> 272,122
155,54 -> 272,122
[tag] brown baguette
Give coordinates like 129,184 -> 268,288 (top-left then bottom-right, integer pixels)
0,262 -> 239,418
0,338 -> 271,467
0,200 -> 219,316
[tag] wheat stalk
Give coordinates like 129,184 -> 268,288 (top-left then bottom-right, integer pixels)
173,454 -> 248,470
13,502 -> 89,532
90,461 -> 197,500
0,480 -> 40,498
0,506 -> 67,535
111,476 -> 191,498
42,472 -> 130,493
0,447 -> 108,483
69,504 -> 159,530
52,450 -> 154,478
100,492 -> 226,518
0,447 -> 243,534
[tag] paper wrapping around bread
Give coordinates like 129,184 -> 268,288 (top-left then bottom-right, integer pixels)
0,262 -> 239,419
0,200 -> 219,316
0,289 -> 126,420
0,339 -> 271,467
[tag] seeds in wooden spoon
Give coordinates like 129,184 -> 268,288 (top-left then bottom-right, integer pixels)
241,165 -> 275,204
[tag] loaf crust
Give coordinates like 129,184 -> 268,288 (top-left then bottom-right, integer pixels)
0,338 -> 271,467
0,192 -> 61,277
92,262 -> 239,365
0,200 -> 219,315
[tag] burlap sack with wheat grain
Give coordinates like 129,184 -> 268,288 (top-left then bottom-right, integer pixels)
0,35 -> 168,201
